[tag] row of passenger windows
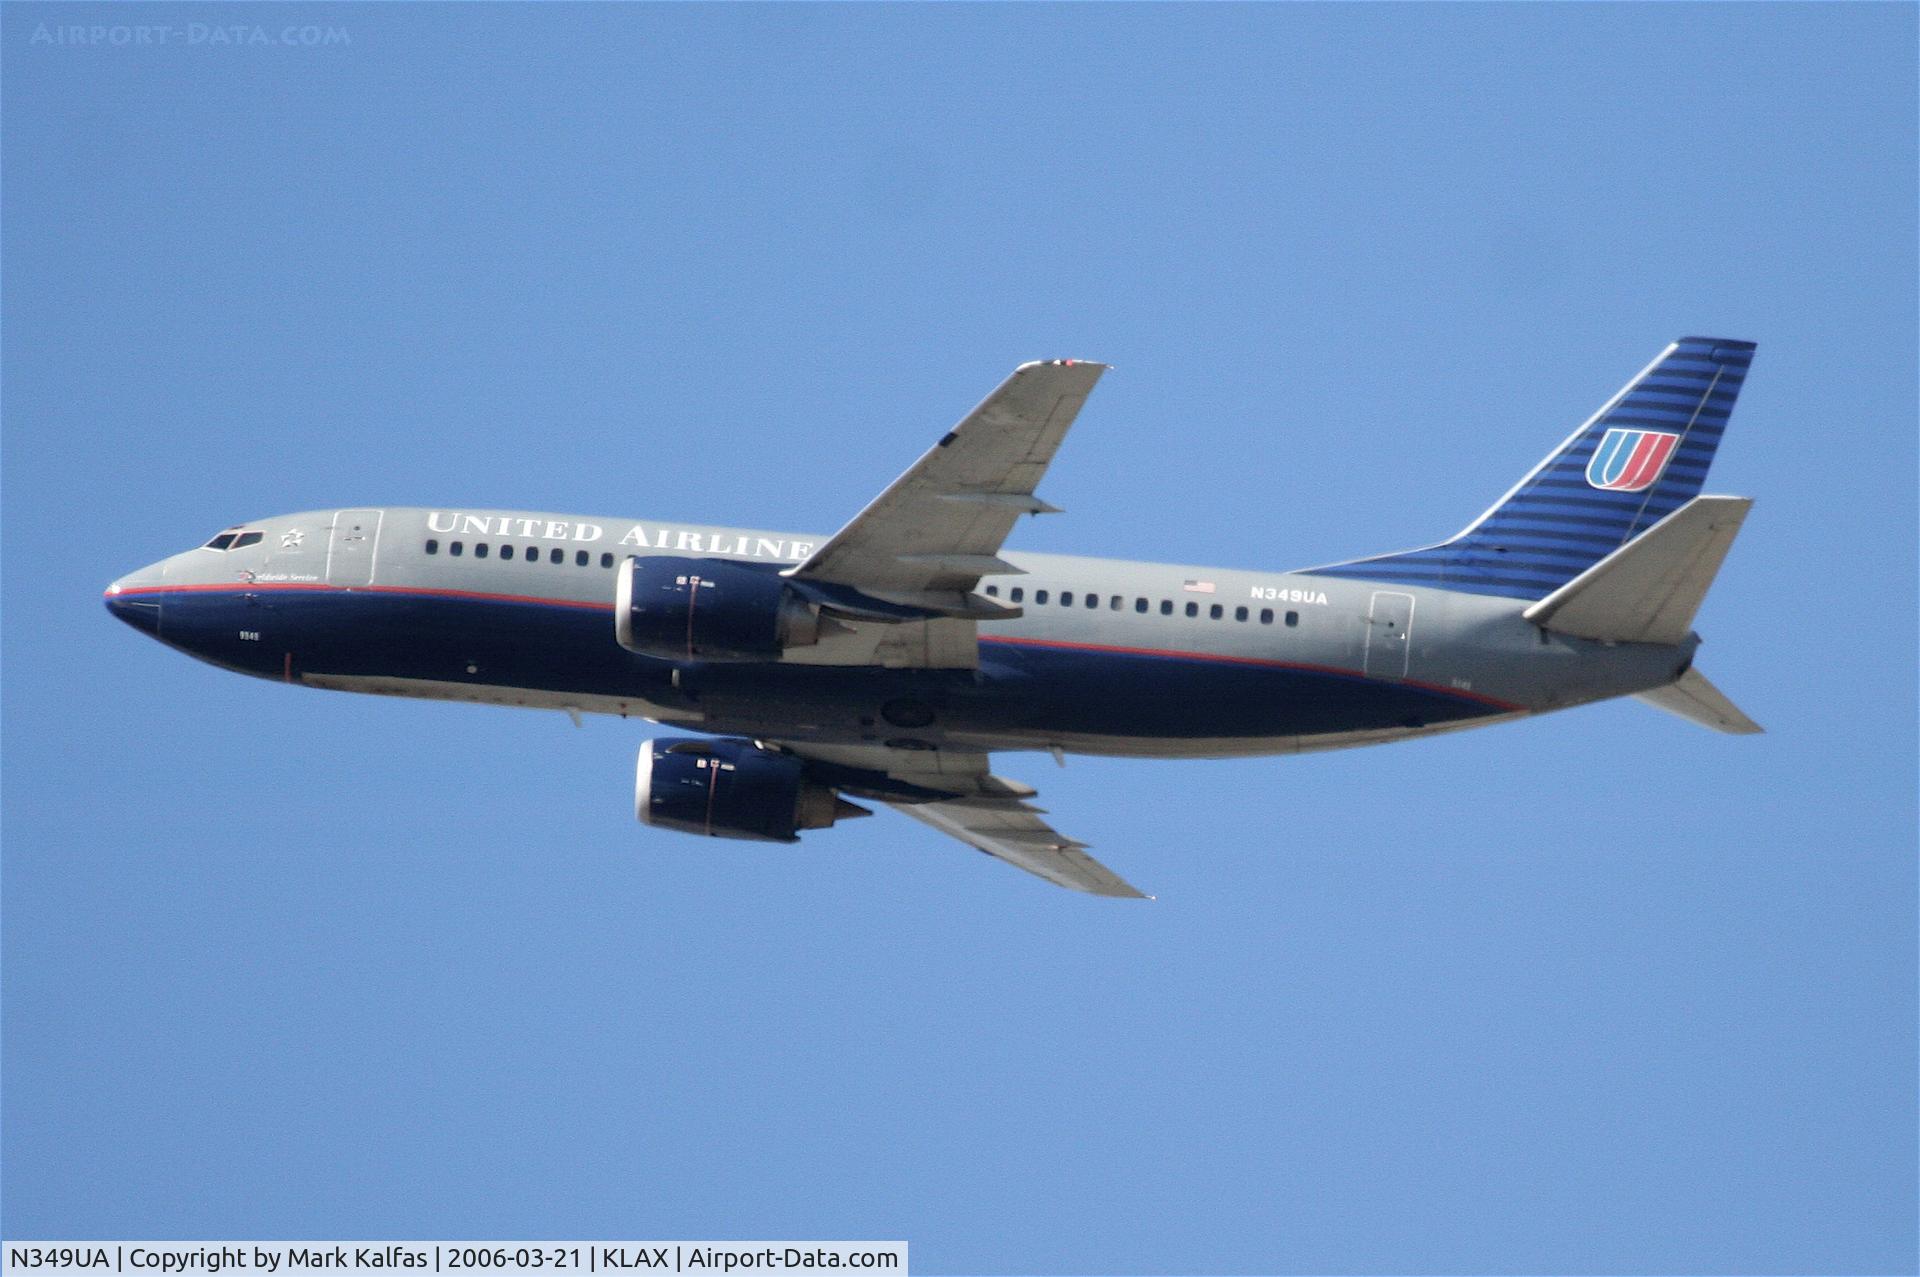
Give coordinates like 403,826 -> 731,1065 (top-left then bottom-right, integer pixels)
425,539 -> 616,568
983,583 -> 1299,626
422,538 -> 1300,627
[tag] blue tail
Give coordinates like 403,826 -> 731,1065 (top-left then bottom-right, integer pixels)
1306,337 -> 1756,600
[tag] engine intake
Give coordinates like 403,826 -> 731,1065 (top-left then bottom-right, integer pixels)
635,737 -> 870,842
616,555 -> 825,661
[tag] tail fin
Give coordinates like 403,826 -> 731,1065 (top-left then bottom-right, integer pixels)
1522,495 -> 1751,644
1636,668 -> 1764,735
1308,337 -> 1756,600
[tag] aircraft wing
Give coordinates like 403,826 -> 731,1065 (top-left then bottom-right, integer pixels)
777,741 -> 1148,898
890,795 -> 1148,898
787,360 -> 1106,604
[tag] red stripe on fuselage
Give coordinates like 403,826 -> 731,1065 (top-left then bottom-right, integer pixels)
107,580 -> 615,611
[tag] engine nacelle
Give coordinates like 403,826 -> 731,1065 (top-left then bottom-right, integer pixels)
615,555 -> 825,661
635,737 -> 869,843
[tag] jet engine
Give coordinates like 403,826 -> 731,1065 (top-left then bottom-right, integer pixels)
615,556 -> 826,661
635,737 -> 870,842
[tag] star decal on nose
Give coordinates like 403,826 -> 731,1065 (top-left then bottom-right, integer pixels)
280,529 -> 306,548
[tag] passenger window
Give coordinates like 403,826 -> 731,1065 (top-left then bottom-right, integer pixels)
1160,600 -> 1173,616
1185,601 -> 1198,618
601,553 -> 614,568
232,531 -> 263,549
1087,594 -> 1099,609
426,540 -> 439,555
1235,606 -> 1248,622
500,545 -> 515,560
475,543 -> 489,559
1036,590 -> 1049,604
1134,598 -> 1147,613
1210,604 -> 1223,619
1109,595 -> 1122,610
1010,587 -> 1024,602
550,547 -> 563,564
450,541 -> 464,556
1286,611 -> 1299,626
1260,608 -> 1273,624
1061,591 -> 1074,606
576,550 -> 589,567
985,585 -> 999,596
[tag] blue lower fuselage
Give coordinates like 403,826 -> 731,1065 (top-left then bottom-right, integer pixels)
119,583 -> 1517,758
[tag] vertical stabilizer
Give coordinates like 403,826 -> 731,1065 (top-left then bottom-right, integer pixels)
1309,337 -> 1756,599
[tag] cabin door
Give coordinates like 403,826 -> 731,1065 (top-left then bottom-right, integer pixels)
326,509 -> 383,586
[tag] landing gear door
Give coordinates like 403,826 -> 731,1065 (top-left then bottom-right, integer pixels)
1363,590 -> 1414,680
326,509 -> 383,586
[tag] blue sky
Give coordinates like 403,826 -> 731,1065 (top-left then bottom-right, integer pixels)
4,4 -> 1914,1272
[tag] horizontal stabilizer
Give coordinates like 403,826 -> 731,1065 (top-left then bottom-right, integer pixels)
1523,496 -> 1752,645
1636,668 -> 1763,734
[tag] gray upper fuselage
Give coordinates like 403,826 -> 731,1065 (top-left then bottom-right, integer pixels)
106,506 -> 1696,760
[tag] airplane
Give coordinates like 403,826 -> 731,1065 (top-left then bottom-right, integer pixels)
104,337 -> 1762,898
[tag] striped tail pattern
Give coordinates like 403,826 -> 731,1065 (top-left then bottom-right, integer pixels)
1307,337 -> 1756,601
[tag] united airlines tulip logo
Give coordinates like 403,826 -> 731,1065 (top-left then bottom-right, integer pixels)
1586,428 -> 1681,492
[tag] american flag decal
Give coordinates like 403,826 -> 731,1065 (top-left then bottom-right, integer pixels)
1182,580 -> 1216,594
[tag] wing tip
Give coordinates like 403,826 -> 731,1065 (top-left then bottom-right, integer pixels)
1015,358 -> 1111,374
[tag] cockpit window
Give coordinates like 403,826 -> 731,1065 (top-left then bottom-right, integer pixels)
202,528 -> 263,551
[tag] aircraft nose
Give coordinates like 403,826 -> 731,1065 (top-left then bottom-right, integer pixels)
104,566 -> 166,636
104,589 -> 162,635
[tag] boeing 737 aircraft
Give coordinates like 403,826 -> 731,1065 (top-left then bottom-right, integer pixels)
106,338 -> 1762,897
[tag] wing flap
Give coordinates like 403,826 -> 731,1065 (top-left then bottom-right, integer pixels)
775,615 -> 980,669
776,739 -> 1148,897
890,795 -> 1149,898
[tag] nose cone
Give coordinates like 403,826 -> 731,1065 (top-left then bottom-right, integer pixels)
105,592 -> 162,635
104,566 -> 166,636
